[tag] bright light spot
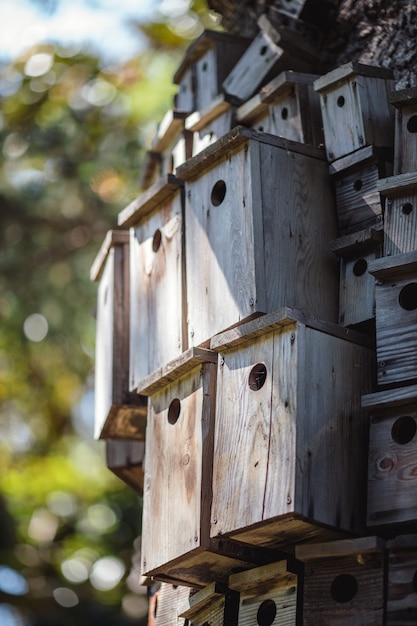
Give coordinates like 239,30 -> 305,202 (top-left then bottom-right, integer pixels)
90,169 -> 125,202
0,567 -> 28,596
61,558 -> 90,584
90,556 -> 125,591
47,491 -> 77,518
0,604 -> 29,626
24,52 -> 54,78
159,0 -> 191,17
53,587 -> 79,608
169,11 -> 202,38
23,313 -> 48,342
15,544 -> 42,567
28,508 -> 59,543
122,593 -> 149,619
82,78 -> 116,106
3,133 -> 29,159
87,503 -> 118,532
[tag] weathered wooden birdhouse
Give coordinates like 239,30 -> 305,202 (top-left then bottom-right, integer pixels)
117,175 -> 185,390
153,583 -> 190,626
105,439 -> 145,494
236,70 -> 323,147
362,385 -> 417,528
330,226 -> 383,331
378,172 -> 417,256
314,62 -> 394,162
390,87 -> 417,175
180,582 -> 239,625
228,560 -> 303,626
173,30 -> 250,113
296,537 -> 386,625
386,537 -> 417,623
329,145 -> 393,236
369,251 -> 417,387
209,308 -> 375,549
90,230 -> 146,440
185,94 -> 233,158
176,126 -> 339,348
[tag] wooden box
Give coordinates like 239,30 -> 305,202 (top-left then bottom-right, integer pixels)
314,62 -> 394,162
90,230 -> 146,440
152,583 -> 190,626
330,226 -> 383,330
209,308 -> 375,548
369,251 -> 417,387
176,126 -> 339,348
229,560 -> 303,626
363,385 -> 417,528
237,70 -> 323,147
378,173 -> 417,256
185,95 -> 233,158
387,536 -> 417,624
390,87 -> 417,175
118,175 -> 185,390
180,583 -> 239,625
174,30 -> 250,113
105,439 -> 145,494
330,145 -> 393,235
296,537 -> 386,625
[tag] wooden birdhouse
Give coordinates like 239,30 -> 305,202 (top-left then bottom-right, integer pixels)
369,251 -> 417,387
173,30 -> 250,113
314,62 -> 394,162
228,560 -> 303,626
185,94 -> 233,158
209,308 -> 375,549
378,172 -> 417,256
386,536 -> 417,623
117,175 -> 186,391
180,583 -> 239,625
153,583 -> 190,626
330,226 -> 383,331
105,439 -> 145,494
329,145 -> 393,236
390,87 -> 417,175
176,126 -> 339,349
296,537 -> 386,625
362,385 -> 417,528
237,70 -> 323,147
90,230 -> 146,440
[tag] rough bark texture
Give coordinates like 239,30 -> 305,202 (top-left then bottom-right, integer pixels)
208,0 -> 417,88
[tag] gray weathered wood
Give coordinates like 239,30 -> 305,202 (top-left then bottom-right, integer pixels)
185,95 -> 233,157
154,583 -> 190,626
390,87 -> 417,176
362,385 -> 417,410
387,546 -> 417,623
378,173 -> 417,256
118,174 -> 183,227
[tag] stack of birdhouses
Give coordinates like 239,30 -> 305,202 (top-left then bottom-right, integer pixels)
91,18 -> 417,625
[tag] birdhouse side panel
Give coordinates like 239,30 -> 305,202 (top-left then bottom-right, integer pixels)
384,188 -> 417,256
359,74 -> 394,151
393,101 -> 417,175
194,47 -> 218,111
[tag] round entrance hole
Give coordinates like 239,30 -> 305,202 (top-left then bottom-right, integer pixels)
257,599 -> 276,626
248,363 -> 267,391
152,229 -> 162,252
407,115 -> 417,133
211,180 -> 226,206
330,574 -> 358,603
402,202 -> 413,215
353,179 -> 363,191
391,415 -> 417,445
167,398 -> 181,425
352,258 -> 368,277
281,107 -> 288,120
337,95 -> 345,108
398,283 -> 417,310
260,45 -> 268,56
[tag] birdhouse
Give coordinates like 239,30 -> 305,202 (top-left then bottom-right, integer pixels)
237,70 -> 323,147
390,87 -> 417,175
296,537 -> 386,625
185,94 -> 233,157
273,0 -> 309,19
330,226 -> 383,330
174,30 -> 250,113
180,583 -> 239,626
363,384 -> 417,528
209,308 -> 375,548
118,175 -> 186,390
378,172 -> 417,256
369,251 -> 417,387
176,126 -> 339,349
90,230 -> 146,440
154,583 -> 190,626
386,537 -> 417,623
105,439 -> 145,494
228,560 -> 303,626
329,145 -> 393,235
314,62 -> 394,162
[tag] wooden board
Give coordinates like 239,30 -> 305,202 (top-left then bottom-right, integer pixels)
387,546 -> 417,623
180,582 -> 239,625
154,583 -> 190,626
390,87 -> 417,176
105,439 -> 145,494
380,175 -> 417,256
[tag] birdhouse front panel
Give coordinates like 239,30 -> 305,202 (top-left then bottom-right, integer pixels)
391,88 -> 417,175
210,310 -> 375,548
380,175 -> 417,256
180,582 -> 239,626
154,583 -> 190,626
387,546 -> 417,622
179,127 -> 338,348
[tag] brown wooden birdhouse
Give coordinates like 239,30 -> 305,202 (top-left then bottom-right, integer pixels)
378,172 -> 417,256
369,251 -> 417,387
330,226 -> 383,331
90,230 -> 146,440
209,308 -> 375,549
237,70 -> 323,147
329,145 -> 393,236
314,62 -> 394,162
386,537 -> 417,624
118,175 -> 186,391
362,385 -> 417,528
296,537 -> 386,625
180,582 -> 239,626
176,126 -> 339,349
390,87 -> 417,175
228,560 -> 303,626
173,30 -> 250,113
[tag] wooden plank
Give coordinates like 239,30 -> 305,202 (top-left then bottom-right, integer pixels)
377,172 -> 417,194
105,439 -> 145,494
260,70 -> 319,104
362,385 -> 417,410
296,536 -> 384,560
329,144 -> 393,175
236,93 -> 268,126
136,347 -> 217,396
314,61 -> 394,93
90,229 -> 129,281
117,174 -> 182,227
330,226 -> 383,256
154,583 -> 190,626
180,582 -> 231,622
152,109 -> 188,153
369,250 -> 417,278
229,560 -> 300,592
185,94 -> 230,132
